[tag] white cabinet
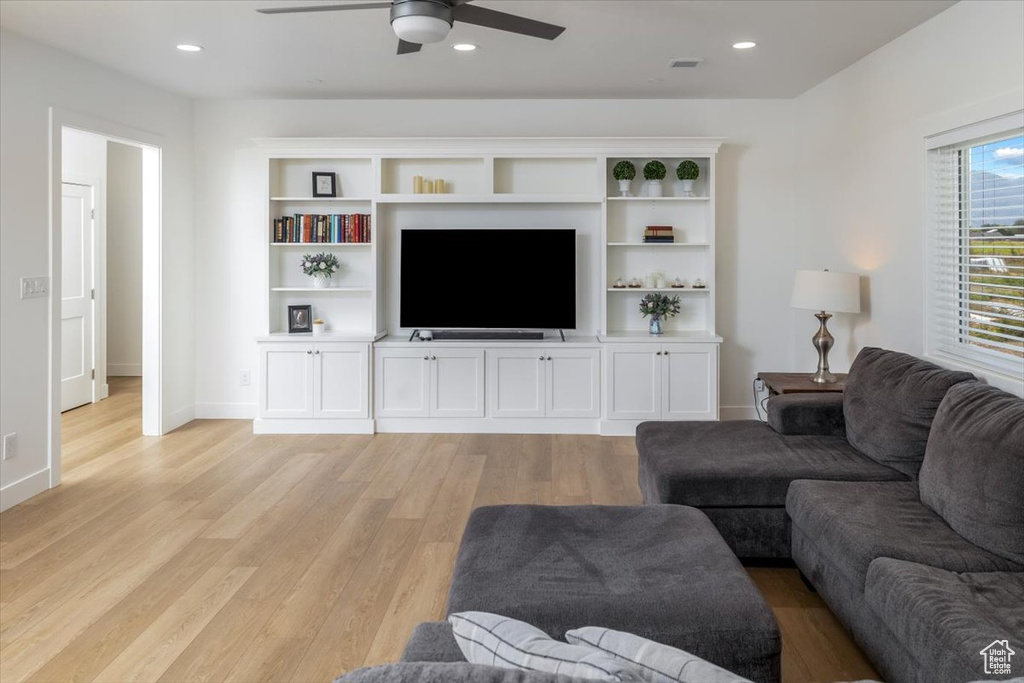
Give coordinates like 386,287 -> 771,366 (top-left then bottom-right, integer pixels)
259,342 -> 369,420
605,343 -> 718,421
376,348 -> 484,418
489,349 -> 600,419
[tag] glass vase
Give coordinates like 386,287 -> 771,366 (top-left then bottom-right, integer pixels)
649,314 -> 663,335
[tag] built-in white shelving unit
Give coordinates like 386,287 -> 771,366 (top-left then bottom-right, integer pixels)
257,138 -> 722,435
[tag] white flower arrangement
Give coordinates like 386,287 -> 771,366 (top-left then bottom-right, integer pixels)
301,252 -> 340,278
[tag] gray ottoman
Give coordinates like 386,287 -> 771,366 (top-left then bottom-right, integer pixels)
444,505 -> 780,683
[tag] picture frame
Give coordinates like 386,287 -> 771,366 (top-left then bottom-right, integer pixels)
312,171 -> 336,198
288,305 -> 313,333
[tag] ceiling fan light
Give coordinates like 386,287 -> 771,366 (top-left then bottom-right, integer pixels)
392,14 -> 451,44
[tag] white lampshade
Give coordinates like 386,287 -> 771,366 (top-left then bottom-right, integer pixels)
791,270 -> 861,313
392,14 -> 451,44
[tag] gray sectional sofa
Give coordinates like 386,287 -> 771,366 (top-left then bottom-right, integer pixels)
638,347 -> 1024,683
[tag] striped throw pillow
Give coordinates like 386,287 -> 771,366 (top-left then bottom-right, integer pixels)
565,627 -> 751,683
449,612 -> 643,682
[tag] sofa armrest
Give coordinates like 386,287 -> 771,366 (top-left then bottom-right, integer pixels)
767,393 -> 846,437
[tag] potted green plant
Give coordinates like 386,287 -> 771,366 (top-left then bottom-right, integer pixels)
643,160 -> 667,197
612,160 -> 636,197
301,252 -> 340,288
639,292 -> 681,335
676,160 -> 700,196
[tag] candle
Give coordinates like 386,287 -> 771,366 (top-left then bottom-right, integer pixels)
435,179 -> 445,194
413,175 -> 424,194
424,179 -> 435,193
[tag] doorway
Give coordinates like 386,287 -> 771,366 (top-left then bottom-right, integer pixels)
49,110 -> 164,489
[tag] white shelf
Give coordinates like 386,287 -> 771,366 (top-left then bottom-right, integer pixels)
599,330 -> 723,343
271,287 -> 372,293
607,242 -> 709,247
377,194 -> 603,204
270,197 -> 372,202
270,242 -> 371,247
607,196 -> 709,202
257,331 -> 386,342
607,287 -> 710,293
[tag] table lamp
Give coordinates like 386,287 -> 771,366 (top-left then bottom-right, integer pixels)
791,269 -> 861,383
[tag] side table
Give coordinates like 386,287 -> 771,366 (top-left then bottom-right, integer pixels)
757,372 -> 848,396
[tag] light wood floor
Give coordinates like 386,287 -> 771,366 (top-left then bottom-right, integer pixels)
0,377 -> 878,683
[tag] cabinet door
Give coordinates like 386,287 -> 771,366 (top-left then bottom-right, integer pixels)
430,349 -> 485,418
313,343 -> 369,419
547,349 -> 600,418
375,349 -> 430,418
260,343 -> 313,418
662,344 -> 719,420
605,345 -> 661,420
489,349 -> 545,418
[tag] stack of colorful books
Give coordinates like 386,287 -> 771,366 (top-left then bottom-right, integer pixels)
643,225 -> 674,243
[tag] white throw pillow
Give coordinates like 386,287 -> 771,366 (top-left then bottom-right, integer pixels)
449,612 -> 643,682
565,627 -> 751,683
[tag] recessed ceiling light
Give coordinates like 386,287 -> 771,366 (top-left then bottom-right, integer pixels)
732,41 -> 756,50
453,43 -> 477,52
176,44 -> 203,52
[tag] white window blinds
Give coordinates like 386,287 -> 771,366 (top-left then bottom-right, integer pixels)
927,113 -> 1024,374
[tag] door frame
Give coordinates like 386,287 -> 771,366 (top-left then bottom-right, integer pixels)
49,108 -> 164,488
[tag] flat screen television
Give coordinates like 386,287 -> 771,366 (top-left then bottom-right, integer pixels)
400,229 -> 576,330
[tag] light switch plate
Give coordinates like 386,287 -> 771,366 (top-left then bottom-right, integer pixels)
20,277 -> 49,299
2,433 -> 16,460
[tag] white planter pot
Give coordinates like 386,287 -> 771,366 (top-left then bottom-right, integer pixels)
312,322 -> 326,336
680,179 -> 696,196
645,180 -> 663,198
313,276 -> 332,289
617,179 -> 632,197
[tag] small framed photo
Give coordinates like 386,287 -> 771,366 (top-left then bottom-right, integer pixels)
288,305 -> 313,333
312,172 -> 336,198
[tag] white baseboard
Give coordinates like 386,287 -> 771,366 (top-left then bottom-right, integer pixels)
108,363 -> 142,376
195,403 -> 257,420
720,405 -> 759,420
165,404 -> 195,433
0,469 -> 51,512
254,418 -> 374,434
374,417 -> 600,435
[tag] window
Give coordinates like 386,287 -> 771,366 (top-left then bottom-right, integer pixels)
927,112 -> 1024,375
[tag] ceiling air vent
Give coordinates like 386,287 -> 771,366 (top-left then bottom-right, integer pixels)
669,58 -> 704,68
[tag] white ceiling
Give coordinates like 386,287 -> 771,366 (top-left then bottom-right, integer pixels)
0,0 -> 956,100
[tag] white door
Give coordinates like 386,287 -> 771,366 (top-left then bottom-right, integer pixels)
313,343 -> 369,419
547,349 -> 600,418
662,344 -> 719,420
260,344 -> 313,418
605,345 -> 661,420
489,349 -> 545,418
430,349 -> 485,418
375,349 -> 431,418
61,183 -> 94,412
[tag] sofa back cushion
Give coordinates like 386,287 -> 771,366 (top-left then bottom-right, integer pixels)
919,381 -> 1024,565
843,347 -> 974,477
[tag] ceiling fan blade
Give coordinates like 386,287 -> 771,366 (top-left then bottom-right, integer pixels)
397,39 -> 423,54
257,2 -> 390,15
452,3 -> 564,40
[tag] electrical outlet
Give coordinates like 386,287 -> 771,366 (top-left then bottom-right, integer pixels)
239,370 -> 251,387
2,433 -> 16,460
754,378 -> 765,393
20,277 -> 48,299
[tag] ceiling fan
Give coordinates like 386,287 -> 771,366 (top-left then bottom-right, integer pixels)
257,0 -> 566,55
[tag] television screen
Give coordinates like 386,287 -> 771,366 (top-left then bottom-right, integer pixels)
400,229 -> 576,330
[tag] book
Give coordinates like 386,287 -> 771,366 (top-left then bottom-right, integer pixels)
272,213 -> 372,243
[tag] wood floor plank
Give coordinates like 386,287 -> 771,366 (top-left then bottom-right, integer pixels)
0,380 -> 880,683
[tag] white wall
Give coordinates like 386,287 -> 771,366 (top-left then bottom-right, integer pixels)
0,28 -> 194,510
192,99 -> 799,419
793,0 -> 1024,391
107,142 -> 143,376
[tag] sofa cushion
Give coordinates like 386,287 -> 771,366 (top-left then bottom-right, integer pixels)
919,382 -> 1024,565
767,393 -> 846,437
864,558 -> 1024,682
448,612 -> 642,682
637,420 -> 906,508
402,621 -> 466,663
786,481 -> 1022,589
335,662 -> 599,683
843,347 -> 974,478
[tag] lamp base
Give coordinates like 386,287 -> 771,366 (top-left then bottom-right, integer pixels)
808,311 -> 837,384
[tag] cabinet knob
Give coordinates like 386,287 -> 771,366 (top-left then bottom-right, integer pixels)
539,356 -> 545,361
424,355 -> 429,360
307,350 -> 313,355
546,356 -> 552,361
314,350 -> 320,355
656,351 -> 662,356
431,356 -> 437,361
663,351 -> 669,355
